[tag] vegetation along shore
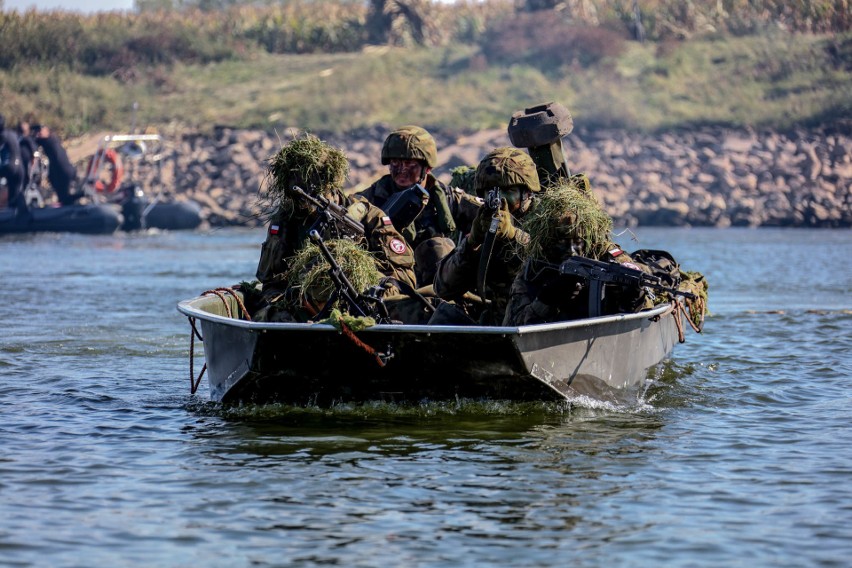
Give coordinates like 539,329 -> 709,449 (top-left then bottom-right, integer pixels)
3,0 -> 850,228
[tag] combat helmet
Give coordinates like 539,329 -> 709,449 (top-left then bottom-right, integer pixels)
266,133 -> 349,199
474,147 -> 541,198
381,126 -> 438,168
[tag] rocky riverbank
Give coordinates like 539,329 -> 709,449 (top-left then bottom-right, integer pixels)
71,124 -> 852,228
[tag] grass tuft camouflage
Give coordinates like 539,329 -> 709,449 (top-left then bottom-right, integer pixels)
523,176 -> 614,262
285,238 -> 381,310
260,133 -> 349,215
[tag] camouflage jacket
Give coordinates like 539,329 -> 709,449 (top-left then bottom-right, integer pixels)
255,199 -> 416,290
433,207 -> 532,324
357,173 -> 481,248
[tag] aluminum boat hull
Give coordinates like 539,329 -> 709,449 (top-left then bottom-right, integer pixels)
178,293 -> 679,405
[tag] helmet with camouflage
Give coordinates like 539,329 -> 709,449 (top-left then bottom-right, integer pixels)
381,126 -> 438,168
265,133 -> 349,199
474,147 -> 540,198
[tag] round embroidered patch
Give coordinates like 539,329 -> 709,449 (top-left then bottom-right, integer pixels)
389,238 -> 407,254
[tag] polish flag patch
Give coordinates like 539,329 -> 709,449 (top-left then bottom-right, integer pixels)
382,216 -> 393,226
269,224 -> 280,235
389,238 -> 407,254
608,248 -> 623,257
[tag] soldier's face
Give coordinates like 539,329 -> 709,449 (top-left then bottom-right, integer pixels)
499,185 -> 530,213
389,159 -> 426,188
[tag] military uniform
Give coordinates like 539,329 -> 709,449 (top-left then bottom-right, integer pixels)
0,116 -> 24,210
358,125 -> 481,287
252,135 -> 416,322
255,197 -> 416,290
433,147 -> 541,324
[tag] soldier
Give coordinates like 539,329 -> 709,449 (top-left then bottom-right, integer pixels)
433,147 -> 541,324
254,134 -> 416,321
503,178 -> 651,326
0,114 -> 25,211
352,125 -> 480,287
33,124 -> 81,206
17,121 -> 37,192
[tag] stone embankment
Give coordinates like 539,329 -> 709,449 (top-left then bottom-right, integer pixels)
80,125 -> 851,228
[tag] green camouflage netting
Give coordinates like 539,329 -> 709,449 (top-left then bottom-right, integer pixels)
523,177 -> 613,262
261,133 -> 349,214
285,238 -> 381,310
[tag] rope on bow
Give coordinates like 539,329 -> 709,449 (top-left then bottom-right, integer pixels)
187,287 -> 253,394
336,314 -> 392,367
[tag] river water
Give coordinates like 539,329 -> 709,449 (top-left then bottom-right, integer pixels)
1,227 -> 850,567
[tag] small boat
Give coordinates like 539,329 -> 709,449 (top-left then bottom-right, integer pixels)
84,133 -> 202,232
1,148 -> 123,235
0,201 -> 122,235
177,290 -> 681,405
1,133 -> 202,235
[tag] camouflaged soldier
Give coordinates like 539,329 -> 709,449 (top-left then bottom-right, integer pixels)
433,147 -> 541,324
254,135 -> 416,320
351,125 -> 480,287
502,178 -> 651,326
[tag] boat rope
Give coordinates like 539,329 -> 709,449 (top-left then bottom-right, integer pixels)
336,314 -> 392,367
672,301 -> 686,343
671,299 -> 703,343
188,316 -> 206,394
200,287 -> 253,321
187,287 -> 253,394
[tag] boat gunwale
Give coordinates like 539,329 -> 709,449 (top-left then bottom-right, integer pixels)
177,297 -> 674,336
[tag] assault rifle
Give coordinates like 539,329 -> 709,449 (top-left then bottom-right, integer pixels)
477,188 -> 502,303
558,255 -> 696,317
290,185 -> 364,240
308,230 -> 391,324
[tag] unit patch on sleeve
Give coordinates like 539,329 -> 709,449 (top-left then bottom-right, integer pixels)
389,238 -> 407,254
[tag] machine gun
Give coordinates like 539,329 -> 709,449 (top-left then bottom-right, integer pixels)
308,230 -> 391,324
290,185 -> 365,241
559,255 -> 696,317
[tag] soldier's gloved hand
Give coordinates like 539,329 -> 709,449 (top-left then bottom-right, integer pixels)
346,199 -> 369,223
467,206 -> 491,247
494,198 -> 517,242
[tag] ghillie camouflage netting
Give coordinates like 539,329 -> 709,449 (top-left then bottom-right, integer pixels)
522,176 -> 614,262
449,165 -> 476,195
260,133 -> 350,216
679,270 -> 709,329
285,238 -> 381,309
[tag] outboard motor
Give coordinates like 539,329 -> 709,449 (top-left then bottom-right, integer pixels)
120,184 -> 146,231
507,102 -> 574,185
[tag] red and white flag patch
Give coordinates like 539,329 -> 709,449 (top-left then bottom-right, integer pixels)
608,247 -> 623,257
389,238 -> 407,254
382,216 -> 393,226
269,224 -> 280,235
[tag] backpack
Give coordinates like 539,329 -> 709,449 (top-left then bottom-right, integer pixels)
630,249 -> 682,287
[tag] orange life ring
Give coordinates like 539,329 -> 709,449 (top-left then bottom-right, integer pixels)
87,148 -> 124,193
